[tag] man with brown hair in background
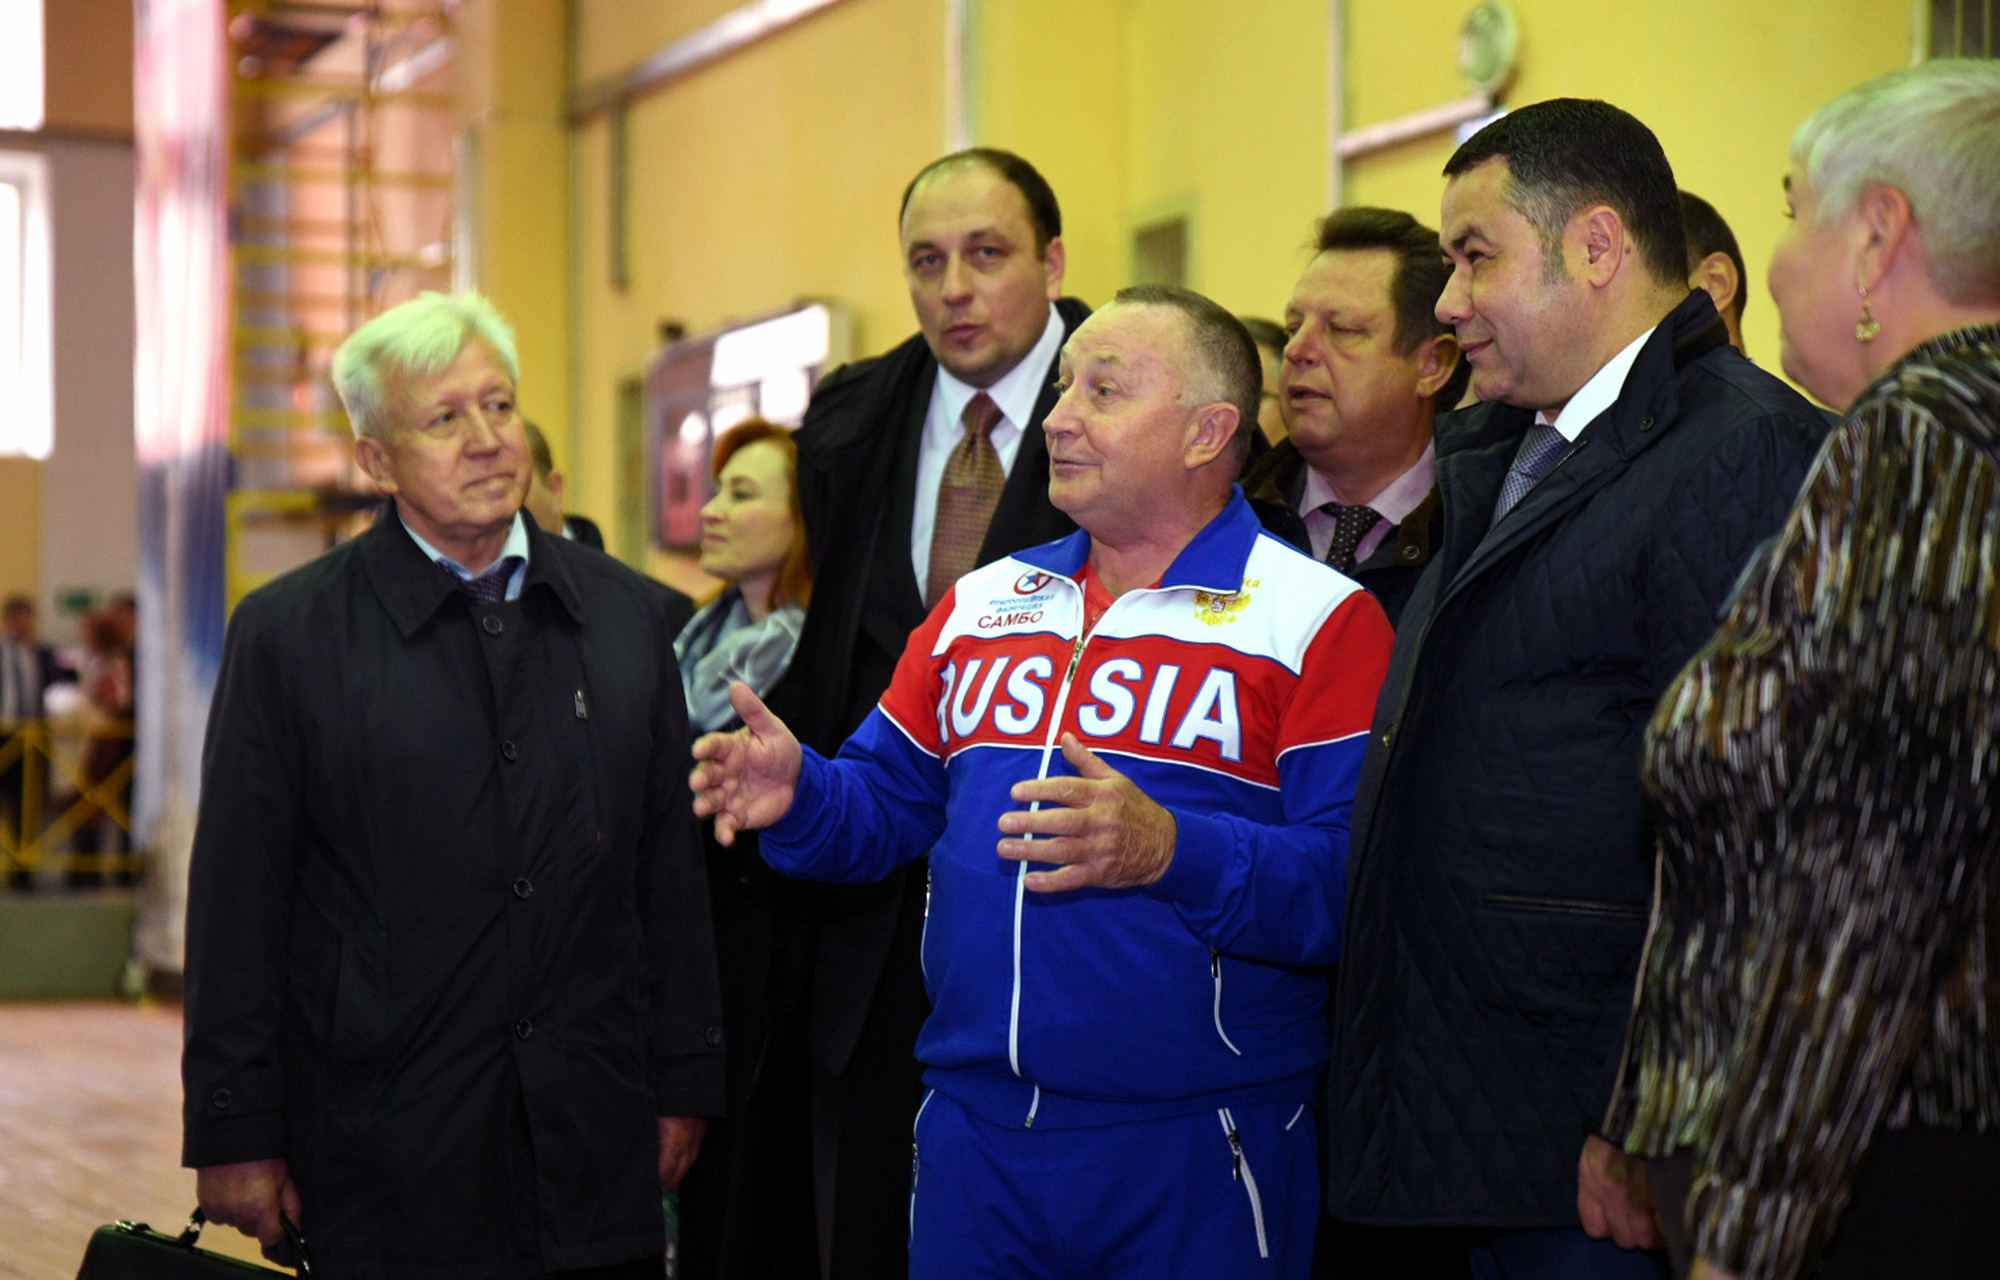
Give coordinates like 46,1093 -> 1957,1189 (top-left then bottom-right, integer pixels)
1245,207 -> 1467,629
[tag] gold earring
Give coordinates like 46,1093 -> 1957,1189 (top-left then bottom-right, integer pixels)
1855,284 -> 1881,343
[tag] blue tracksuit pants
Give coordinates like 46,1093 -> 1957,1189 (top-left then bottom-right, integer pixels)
909,1090 -> 1319,1279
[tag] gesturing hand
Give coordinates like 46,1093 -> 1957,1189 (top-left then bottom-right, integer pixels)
196,1157 -> 302,1263
997,734 -> 1177,893
1577,1134 -> 1664,1251
689,683 -> 803,846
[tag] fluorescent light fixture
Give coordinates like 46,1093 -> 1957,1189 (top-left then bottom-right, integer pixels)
710,305 -> 831,390
0,149 -> 53,459
0,1 -> 44,132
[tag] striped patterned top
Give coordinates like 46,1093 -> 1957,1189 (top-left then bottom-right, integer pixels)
1605,324 -> 2000,1280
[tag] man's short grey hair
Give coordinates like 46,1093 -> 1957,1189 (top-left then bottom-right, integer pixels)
1110,284 -> 1262,463
1792,59 -> 2000,305
331,291 -> 521,440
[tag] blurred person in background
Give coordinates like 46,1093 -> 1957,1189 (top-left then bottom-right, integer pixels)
523,418 -> 606,550
674,418 -> 817,1279
182,291 -> 723,1277
1,595 -> 63,890
66,604 -> 137,886
1326,100 -> 1830,1280
1596,59 -> 2000,1280
1679,191 -> 1749,354
1244,208 -> 1467,631
766,146 -> 1086,1280
1243,315 -> 1290,449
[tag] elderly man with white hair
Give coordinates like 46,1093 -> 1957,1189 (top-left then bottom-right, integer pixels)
181,292 -> 724,1278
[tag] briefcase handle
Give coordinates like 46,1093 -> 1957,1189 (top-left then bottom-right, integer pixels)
177,1208 -> 313,1276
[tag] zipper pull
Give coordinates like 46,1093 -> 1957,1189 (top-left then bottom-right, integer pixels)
1211,950 -> 1221,979
1227,1125 -> 1243,1181
574,689 -> 589,720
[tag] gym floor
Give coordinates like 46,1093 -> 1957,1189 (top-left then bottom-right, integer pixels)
0,1002 -> 270,1278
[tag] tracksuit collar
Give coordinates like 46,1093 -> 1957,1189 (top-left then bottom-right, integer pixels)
1013,487 -> 1263,595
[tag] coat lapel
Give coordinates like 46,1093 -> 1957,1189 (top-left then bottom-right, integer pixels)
980,298 -> 1087,563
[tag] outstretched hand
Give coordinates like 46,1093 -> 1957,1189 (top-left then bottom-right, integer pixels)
997,734 -> 1177,893
689,682 -> 803,845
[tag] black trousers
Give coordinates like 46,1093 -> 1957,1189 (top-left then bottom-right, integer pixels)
810,869 -> 930,1280
1649,1124 -> 2000,1279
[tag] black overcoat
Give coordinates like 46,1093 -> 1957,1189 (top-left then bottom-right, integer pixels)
181,507 -> 723,1278
768,298 -> 1087,1078
1325,294 -> 1831,1227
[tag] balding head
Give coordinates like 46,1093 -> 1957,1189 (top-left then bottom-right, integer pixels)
1043,289 -> 1251,548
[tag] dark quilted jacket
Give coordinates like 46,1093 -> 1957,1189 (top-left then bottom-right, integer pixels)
1325,293 -> 1832,1227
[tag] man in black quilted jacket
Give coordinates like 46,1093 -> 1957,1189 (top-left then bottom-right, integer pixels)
1323,100 -> 1829,1280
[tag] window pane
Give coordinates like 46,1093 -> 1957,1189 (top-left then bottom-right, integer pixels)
0,0 -> 43,131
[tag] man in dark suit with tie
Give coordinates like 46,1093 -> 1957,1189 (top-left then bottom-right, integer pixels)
1243,207 -> 1468,629
1323,100 -> 1829,1280
769,147 -> 1084,1279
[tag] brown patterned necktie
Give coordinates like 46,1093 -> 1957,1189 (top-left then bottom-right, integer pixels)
925,393 -> 1008,607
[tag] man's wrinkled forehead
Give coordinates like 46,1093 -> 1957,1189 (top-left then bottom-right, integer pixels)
1061,304 -> 1181,374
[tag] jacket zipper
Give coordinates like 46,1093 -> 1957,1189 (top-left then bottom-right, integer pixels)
1220,1108 -> 1269,1258
1482,892 -> 1649,920
1211,950 -> 1242,1056
1009,586 -> 1093,1083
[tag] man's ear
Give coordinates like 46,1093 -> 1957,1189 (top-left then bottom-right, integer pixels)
546,469 -> 566,507
1689,251 -> 1740,318
1041,236 -> 1068,301
353,434 -> 398,495
1571,204 -> 1627,288
1414,333 -> 1462,401
1184,401 -> 1242,470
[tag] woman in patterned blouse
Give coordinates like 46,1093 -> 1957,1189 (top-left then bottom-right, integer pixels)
1586,60 -> 2000,1280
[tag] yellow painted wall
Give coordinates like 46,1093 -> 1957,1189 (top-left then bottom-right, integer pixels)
510,0 -> 1915,594
571,0 -> 945,592
0,461 -> 42,606
1342,0 -> 1912,371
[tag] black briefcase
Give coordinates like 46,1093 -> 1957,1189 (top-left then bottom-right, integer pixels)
76,1209 -> 311,1278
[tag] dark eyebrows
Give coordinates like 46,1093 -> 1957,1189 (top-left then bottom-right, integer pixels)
1447,227 -> 1485,254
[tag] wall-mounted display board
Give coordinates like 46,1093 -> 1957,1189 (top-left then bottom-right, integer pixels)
645,301 -> 851,550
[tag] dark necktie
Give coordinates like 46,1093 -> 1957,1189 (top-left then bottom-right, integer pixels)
926,393 -> 1008,608
1321,504 -> 1382,575
1489,423 -> 1575,529
450,556 -> 522,605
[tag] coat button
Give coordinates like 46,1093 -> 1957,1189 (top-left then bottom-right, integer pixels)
512,878 -> 534,900
1639,415 -> 1656,432
482,614 -> 503,635
500,740 -> 519,762
212,1088 -> 232,1109
1400,544 -> 1420,561
703,1025 -> 724,1047
1381,721 -> 1397,749
515,1018 -> 534,1040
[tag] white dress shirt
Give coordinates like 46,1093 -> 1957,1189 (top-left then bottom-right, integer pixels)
404,511 -> 533,602
0,636 -> 42,723
910,304 -> 1067,597
1299,442 -> 1438,565
1539,326 -> 1657,440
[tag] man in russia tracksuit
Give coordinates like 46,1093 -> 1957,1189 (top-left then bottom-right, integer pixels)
690,284 -> 1394,1279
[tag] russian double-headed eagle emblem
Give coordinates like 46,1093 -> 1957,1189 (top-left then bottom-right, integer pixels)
1193,579 -> 1257,626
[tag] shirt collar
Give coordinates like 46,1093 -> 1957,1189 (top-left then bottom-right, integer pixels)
404,511 -> 531,579
933,303 -> 1065,433
1538,326 -> 1657,441
1297,441 -> 1436,524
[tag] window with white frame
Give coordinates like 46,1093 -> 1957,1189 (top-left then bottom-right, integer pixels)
0,0 -> 44,132
0,149 -> 53,459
